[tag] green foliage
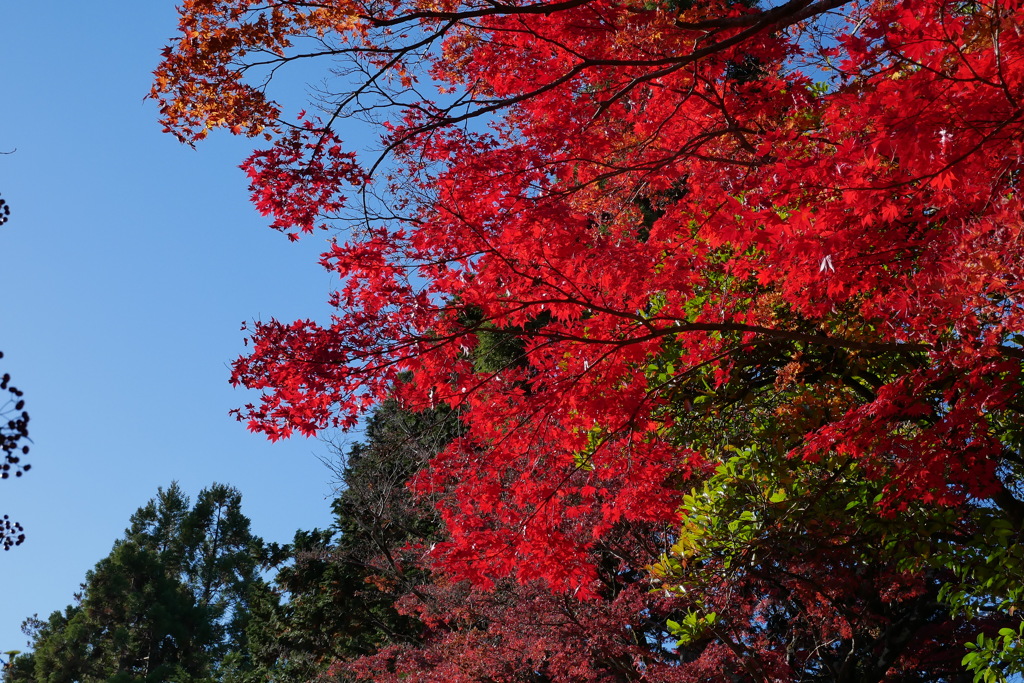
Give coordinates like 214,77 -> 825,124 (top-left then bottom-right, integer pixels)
650,444 -> 903,589
665,610 -> 718,647
8,483 -> 270,683
962,624 -> 1024,683
648,436 -> 1024,679
940,512 -> 1024,682
473,323 -> 528,375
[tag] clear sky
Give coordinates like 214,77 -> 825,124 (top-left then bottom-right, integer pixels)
0,2 -> 354,651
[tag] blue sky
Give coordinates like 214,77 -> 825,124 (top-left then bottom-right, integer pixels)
0,2 -> 353,650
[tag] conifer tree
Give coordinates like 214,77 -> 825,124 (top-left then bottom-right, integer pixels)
8,483 -> 270,683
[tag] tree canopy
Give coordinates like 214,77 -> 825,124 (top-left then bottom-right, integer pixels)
7,483 -> 270,683
150,0 -> 1024,679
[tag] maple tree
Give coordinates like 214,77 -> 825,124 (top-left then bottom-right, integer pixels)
154,0 -> 1024,677
336,385 -> 1005,680
262,400 -> 1001,681
245,401 -> 694,682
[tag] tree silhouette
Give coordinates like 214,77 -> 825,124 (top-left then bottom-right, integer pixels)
1,193 -> 30,551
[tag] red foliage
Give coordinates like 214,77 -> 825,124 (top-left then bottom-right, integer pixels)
155,0 -> 1024,594
343,580 -> 675,682
334,525 -> 980,681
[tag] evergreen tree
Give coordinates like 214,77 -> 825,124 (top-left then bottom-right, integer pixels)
240,401 -> 458,681
8,483 -> 270,683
